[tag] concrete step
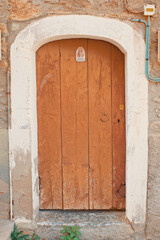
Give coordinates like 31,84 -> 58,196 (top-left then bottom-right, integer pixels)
0,220 -> 14,240
33,211 -> 143,240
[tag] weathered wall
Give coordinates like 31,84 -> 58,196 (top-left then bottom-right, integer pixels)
0,0 -> 160,238
0,0 -> 9,219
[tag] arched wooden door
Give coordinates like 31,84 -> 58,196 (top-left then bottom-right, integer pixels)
36,39 -> 125,210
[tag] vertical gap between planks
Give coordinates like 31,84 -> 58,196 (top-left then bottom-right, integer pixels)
59,41 -> 64,209
87,39 -> 90,209
111,45 -> 114,209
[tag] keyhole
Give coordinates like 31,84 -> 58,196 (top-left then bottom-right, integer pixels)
118,119 -> 120,123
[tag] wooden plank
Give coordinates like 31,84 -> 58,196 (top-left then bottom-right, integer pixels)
36,41 -> 62,209
60,39 -> 89,209
88,40 -> 112,209
111,45 -> 126,209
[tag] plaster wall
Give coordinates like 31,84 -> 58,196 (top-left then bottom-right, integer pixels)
0,0 -> 160,239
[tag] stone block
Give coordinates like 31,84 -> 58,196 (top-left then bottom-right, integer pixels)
146,135 -> 160,239
0,220 -> 14,240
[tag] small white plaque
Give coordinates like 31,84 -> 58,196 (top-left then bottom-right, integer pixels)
76,47 -> 85,62
144,5 -> 155,16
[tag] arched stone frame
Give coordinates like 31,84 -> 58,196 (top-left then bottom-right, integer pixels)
10,15 -> 148,225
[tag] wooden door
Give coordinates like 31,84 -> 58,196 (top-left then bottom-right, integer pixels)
36,39 -> 125,210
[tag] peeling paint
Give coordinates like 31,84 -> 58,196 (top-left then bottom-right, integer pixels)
40,73 -> 49,92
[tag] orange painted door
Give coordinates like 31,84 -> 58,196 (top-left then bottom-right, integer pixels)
36,39 -> 125,210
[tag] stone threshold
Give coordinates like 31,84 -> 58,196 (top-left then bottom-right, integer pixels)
38,210 -> 128,227
16,211 -> 145,240
35,211 -> 139,240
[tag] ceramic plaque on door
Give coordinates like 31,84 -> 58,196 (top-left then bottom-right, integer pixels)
76,47 -> 85,62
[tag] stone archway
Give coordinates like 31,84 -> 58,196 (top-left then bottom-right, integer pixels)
10,15 -> 148,225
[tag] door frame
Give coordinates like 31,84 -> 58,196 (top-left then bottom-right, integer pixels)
10,15 -> 148,226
